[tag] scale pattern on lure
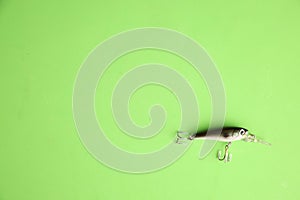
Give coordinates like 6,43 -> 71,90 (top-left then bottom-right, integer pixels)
176,127 -> 271,162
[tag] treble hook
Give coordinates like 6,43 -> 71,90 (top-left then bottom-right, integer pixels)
218,142 -> 232,162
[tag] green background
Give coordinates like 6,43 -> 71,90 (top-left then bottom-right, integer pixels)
1,0 -> 299,199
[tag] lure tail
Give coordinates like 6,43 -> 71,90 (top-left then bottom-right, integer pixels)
176,131 -> 191,144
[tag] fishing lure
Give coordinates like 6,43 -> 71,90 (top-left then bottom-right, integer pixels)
176,127 -> 271,162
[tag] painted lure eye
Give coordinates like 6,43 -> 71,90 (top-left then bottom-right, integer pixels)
239,129 -> 246,135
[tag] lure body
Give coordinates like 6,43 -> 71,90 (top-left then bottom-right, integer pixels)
188,127 -> 248,142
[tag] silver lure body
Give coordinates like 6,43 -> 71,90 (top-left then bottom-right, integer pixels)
187,127 -> 248,142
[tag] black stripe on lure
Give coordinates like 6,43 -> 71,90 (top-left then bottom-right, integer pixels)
176,127 -> 271,163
